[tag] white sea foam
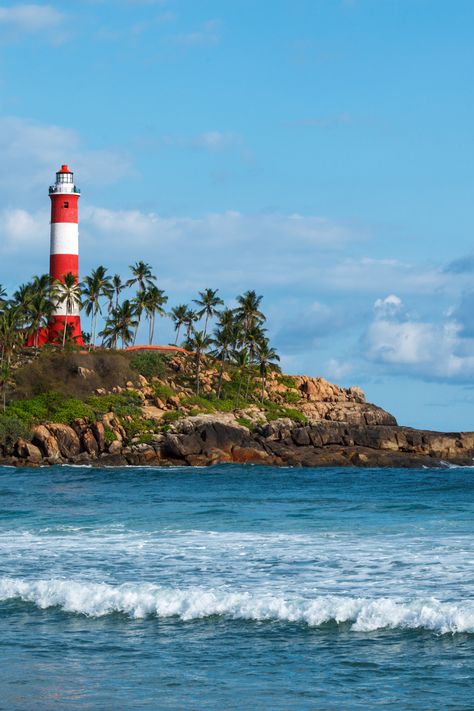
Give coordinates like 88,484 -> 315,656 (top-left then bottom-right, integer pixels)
1,577 -> 473,634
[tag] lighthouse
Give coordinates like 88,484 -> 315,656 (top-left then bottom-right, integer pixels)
48,164 -> 83,345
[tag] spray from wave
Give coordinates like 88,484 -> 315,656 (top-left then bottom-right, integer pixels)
1,577 -> 473,634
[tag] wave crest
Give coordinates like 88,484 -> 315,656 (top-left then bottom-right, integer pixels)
1,577 -> 473,634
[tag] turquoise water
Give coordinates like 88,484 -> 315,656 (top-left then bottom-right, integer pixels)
1,465 -> 473,710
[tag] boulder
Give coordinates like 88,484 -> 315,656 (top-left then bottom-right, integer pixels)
81,429 -> 99,456
15,439 -> 43,463
32,425 -> 61,460
47,424 -> 81,458
91,421 -> 105,452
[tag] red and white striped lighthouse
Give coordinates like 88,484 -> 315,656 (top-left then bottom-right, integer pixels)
48,164 -> 83,345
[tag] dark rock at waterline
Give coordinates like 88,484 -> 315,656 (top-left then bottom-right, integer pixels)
3,412 -> 474,469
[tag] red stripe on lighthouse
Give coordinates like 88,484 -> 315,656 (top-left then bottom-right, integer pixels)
50,194 -> 79,223
50,254 -> 79,280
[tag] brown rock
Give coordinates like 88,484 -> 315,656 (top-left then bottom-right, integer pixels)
108,440 -> 123,455
91,421 -> 105,452
47,424 -> 81,458
81,429 -> 99,457
32,425 -> 61,460
15,439 -> 43,463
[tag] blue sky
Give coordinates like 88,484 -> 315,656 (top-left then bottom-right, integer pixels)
1,0 -> 474,430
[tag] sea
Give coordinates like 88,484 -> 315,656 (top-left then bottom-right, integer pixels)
0,464 -> 473,710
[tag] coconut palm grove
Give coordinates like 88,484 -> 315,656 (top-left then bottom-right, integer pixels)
0,260 -> 280,413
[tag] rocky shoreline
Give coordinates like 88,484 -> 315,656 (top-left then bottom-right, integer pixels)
2,355 -> 473,469
4,413 -> 474,469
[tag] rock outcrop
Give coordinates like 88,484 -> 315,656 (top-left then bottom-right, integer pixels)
4,411 -> 474,469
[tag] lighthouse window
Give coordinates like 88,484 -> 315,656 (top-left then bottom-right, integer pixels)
63,201 -> 69,208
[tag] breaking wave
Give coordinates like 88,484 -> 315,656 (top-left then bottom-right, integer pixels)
1,577 -> 473,634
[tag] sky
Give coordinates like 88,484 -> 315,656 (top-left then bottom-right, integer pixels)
1,0 -> 474,430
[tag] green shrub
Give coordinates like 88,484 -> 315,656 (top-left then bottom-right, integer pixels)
6,392 -> 95,426
181,395 -> 215,413
278,375 -> 296,388
138,433 -> 153,445
161,410 -> 183,424
153,383 -> 174,400
104,429 -> 117,444
130,351 -> 167,379
51,399 -> 95,424
264,401 -> 307,423
283,390 -> 301,404
0,414 -> 29,448
87,392 -> 141,418
236,416 -> 254,430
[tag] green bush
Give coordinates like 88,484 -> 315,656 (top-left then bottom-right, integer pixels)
278,375 -> 296,388
236,416 -> 254,430
153,383 -> 174,400
182,395 -> 215,413
138,433 -> 154,445
6,392 -> 94,426
104,429 -> 117,444
87,392 -> 141,418
0,414 -> 29,448
161,410 -> 183,424
283,390 -> 301,404
50,399 -> 95,424
264,401 -> 307,423
130,351 -> 167,379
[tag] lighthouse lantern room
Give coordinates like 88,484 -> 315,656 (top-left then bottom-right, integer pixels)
48,164 -> 83,345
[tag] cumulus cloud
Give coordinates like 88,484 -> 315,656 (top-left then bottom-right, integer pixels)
0,117 -> 131,204
364,295 -> 474,382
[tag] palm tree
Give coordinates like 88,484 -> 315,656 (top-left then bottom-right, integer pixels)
170,304 -> 188,345
12,282 -> 34,317
0,285 -> 7,308
257,340 -> 280,403
126,261 -> 156,292
0,306 -> 23,409
28,295 -> 54,348
144,285 -> 168,345
53,272 -> 82,348
131,289 -> 148,345
81,266 -> 112,347
111,273 -> 123,311
184,308 -> 198,339
232,347 -> 249,405
210,309 -> 237,399
234,290 -> 265,332
185,330 -> 213,394
193,288 -> 224,335
100,300 -> 138,349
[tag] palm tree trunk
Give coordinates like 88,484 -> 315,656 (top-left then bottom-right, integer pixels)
261,374 -> 265,403
174,324 -> 181,345
62,310 -> 69,348
133,316 -> 140,346
217,356 -> 226,399
203,313 -> 209,336
196,354 -> 201,394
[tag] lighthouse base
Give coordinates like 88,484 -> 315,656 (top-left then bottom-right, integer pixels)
48,316 -> 84,346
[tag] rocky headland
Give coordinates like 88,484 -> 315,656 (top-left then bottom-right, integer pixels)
2,349 -> 473,469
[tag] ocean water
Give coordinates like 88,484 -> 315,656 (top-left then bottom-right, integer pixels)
0,465 -> 473,710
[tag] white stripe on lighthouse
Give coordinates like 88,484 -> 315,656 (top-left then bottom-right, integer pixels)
50,223 -> 79,255
52,303 -> 81,317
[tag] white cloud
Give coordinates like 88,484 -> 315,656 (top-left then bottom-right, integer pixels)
374,294 -> 402,318
0,117 -> 131,203
172,19 -> 221,47
0,4 -> 63,31
364,297 -> 474,382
